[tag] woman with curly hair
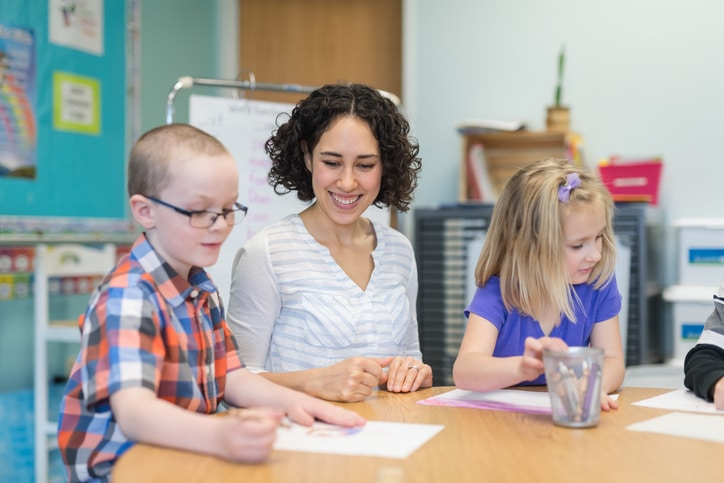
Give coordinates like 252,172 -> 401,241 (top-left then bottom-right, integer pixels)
227,83 -> 431,402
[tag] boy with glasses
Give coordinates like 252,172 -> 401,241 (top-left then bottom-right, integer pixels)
57,124 -> 364,482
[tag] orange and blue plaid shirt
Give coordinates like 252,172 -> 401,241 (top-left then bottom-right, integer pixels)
57,234 -> 244,482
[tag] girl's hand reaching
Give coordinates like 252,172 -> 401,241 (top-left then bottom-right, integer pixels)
520,336 -> 569,382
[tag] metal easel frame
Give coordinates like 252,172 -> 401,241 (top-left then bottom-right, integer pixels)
165,75 -> 401,123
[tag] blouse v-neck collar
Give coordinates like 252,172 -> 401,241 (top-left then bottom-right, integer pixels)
290,214 -> 383,293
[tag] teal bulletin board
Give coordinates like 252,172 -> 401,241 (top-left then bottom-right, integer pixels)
0,0 -> 127,218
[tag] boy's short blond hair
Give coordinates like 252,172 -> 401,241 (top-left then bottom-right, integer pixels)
127,123 -> 230,197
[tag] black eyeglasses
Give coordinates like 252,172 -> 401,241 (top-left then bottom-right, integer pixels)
145,195 -> 248,228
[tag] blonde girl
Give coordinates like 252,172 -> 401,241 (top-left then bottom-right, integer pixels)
453,158 -> 625,410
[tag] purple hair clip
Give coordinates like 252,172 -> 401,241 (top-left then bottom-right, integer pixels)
557,173 -> 581,203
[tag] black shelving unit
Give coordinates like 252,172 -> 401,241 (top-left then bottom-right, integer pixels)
612,203 -> 664,366
414,202 -> 662,386
414,204 -> 495,386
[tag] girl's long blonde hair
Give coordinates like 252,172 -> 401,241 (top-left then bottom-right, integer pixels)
474,158 -> 616,322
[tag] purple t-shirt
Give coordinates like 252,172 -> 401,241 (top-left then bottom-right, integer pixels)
464,274 -> 621,385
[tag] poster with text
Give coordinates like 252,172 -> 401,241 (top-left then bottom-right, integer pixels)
0,23 -> 37,179
53,71 -> 100,135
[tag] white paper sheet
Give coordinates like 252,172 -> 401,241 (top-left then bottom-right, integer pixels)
274,421 -> 444,459
633,389 -> 724,414
419,388 -> 553,414
418,388 -> 618,415
627,412 -> 724,443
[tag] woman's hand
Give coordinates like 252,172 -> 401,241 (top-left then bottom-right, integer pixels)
304,357 -> 391,402
382,355 -> 433,393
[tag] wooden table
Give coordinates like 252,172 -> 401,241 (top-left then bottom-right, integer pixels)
113,386 -> 720,482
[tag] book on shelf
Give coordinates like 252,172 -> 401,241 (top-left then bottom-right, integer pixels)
459,130 -> 572,202
465,143 -> 497,202
456,119 -> 527,134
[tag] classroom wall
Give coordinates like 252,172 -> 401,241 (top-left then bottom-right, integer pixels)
0,0 -> 231,393
403,0 -> 724,287
139,0 -> 226,132
4,0 -> 718,390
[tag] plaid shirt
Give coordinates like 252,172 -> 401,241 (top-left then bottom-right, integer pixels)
57,234 -> 244,482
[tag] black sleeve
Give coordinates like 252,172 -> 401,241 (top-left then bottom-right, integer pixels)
683,344 -> 724,401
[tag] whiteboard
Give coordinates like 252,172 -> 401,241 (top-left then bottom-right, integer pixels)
189,94 -> 389,303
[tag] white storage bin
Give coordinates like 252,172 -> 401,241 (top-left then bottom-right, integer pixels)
675,218 -> 724,286
663,285 -> 714,363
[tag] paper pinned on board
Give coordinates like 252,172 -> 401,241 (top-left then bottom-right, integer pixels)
274,420 -> 444,459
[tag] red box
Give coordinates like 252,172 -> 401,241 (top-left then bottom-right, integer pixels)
598,157 -> 663,205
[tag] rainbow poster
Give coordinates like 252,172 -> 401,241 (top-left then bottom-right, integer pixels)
0,23 -> 37,179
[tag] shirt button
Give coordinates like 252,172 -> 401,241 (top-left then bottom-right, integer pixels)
190,289 -> 199,298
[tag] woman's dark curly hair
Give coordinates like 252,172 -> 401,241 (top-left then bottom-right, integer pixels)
266,83 -> 421,212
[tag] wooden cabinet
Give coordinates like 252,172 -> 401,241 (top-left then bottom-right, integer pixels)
240,0 -> 402,104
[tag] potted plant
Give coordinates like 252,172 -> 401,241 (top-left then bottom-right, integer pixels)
546,45 -> 570,132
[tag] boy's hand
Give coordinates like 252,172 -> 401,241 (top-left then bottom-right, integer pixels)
714,377 -> 724,410
284,393 -> 366,429
219,408 -> 284,463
